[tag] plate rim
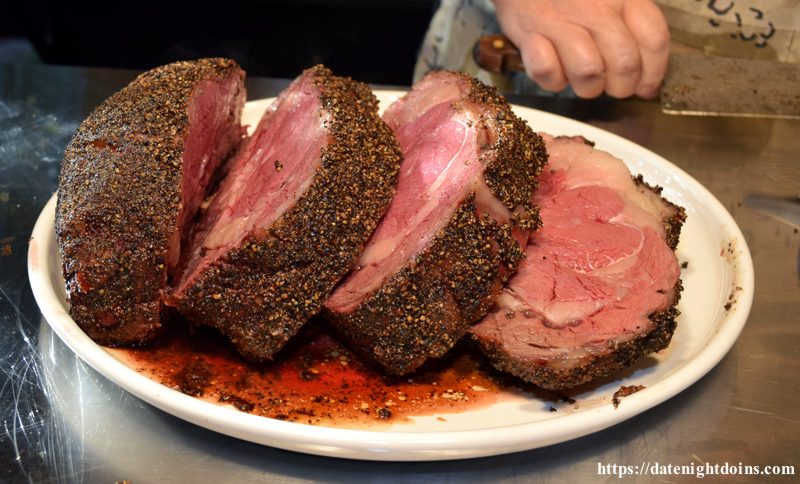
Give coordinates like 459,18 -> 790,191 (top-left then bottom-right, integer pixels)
28,95 -> 755,461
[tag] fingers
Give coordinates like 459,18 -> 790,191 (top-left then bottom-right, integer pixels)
623,0 -> 671,98
517,32 -> 568,93
582,6 -> 643,98
500,2 -> 629,98
494,0 -> 572,94
546,23 -> 608,98
493,0 -> 670,99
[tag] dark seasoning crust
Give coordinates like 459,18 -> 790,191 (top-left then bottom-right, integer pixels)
58,59 -> 686,412
479,285 -> 682,391
464,73 -> 546,232
473,176 -> 687,391
325,72 -> 547,375
56,58 -> 243,345
612,384 -> 646,409
176,65 -> 402,361
633,174 -> 686,251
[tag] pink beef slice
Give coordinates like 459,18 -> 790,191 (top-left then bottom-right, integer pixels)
56,58 -> 246,345
323,71 -> 547,375
169,65 -> 402,362
470,134 -> 687,391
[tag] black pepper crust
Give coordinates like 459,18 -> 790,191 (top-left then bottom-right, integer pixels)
632,174 -> 687,250
326,197 -> 518,374
55,58 -> 245,345
473,282 -> 682,391
471,189 -> 687,391
460,72 -> 547,230
324,72 -> 547,375
175,65 -> 402,362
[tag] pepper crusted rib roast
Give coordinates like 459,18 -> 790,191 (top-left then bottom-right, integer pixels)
324,71 -> 547,375
470,134 -> 686,391
169,65 -> 402,361
56,58 -> 246,344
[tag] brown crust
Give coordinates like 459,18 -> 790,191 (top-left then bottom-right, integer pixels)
471,189 -> 687,391
175,65 -> 402,361
633,174 -> 687,250
324,74 -> 547,375
55,58 -> 244,345
462,73 -> 546,230
474,282 -> 682,391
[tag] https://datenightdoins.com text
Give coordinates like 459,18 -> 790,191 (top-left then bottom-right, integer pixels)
597,461 -> 795,479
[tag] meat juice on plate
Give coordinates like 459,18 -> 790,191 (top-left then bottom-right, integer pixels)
109,318 -> 521,427
52,59 -> 688,430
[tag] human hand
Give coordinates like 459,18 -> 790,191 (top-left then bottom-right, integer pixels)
493,0 -> 670,99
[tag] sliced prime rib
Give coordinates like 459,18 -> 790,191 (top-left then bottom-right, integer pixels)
470,134 -> 686,391
56,58 -> 246,345
324,71 -> 547,375
169,65 -> 402,361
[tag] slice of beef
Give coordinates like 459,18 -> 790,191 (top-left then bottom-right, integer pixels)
324,71 -> 547,375
170,65 -> 402,362
56,58 -> 246,345
470,134 -> 686,391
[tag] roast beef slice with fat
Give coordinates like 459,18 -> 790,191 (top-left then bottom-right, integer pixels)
170,65 -> 402,361
56,58 -> 246,345
471,134 -> 686,391
324,71 -> 547,375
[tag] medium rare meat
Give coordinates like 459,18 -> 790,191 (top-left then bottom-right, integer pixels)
324,71 -> 547,375
170,65 -> 402,361
470,135 -> 686,391
56,58 -> 245,345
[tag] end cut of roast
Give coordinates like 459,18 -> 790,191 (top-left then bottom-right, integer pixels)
324,71 -> 547,375
470,134 -> 686,391
56,58 -> 246,345
170,65 -> 402,361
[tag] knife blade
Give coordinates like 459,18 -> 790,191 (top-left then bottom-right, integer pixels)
743,194 -> 800,229
473,34 -> 800,119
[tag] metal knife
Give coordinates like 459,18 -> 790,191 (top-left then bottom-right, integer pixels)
473,34 -> 800,119
744,194 -> 800,229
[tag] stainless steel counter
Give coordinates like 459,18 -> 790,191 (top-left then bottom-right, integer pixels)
1,63 -> 797,483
